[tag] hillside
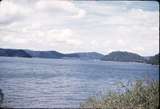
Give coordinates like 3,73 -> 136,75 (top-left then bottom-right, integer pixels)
101,51 -> 146,62
0,48 -> 31,58
65,52 -> 104,60
146,53 -> 159,65
0,48 -> 104,60
0,48 -> 158,64
25,50 -> 65,59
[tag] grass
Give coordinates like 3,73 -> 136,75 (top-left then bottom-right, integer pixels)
80,79 -> 159,109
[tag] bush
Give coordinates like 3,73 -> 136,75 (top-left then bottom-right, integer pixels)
80,79 -> 159,109
0,89 -> 4,107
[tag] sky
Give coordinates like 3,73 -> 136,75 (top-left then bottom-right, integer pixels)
0,0 -> 159,56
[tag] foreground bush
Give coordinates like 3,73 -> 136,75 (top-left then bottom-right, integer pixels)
80,79 -> 159,109
0,89 -> 4,107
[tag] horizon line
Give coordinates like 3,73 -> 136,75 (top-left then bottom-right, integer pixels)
0,47 -> 159,57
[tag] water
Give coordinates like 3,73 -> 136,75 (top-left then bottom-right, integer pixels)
0,57 -> 159,108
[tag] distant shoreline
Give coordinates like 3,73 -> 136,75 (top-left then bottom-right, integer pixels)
0,48 -> 159,65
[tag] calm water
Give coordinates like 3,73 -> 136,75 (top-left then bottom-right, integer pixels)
0,57 -> 159,108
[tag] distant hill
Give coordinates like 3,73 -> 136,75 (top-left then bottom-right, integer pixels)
0,48 -> 158,64
25,50 -> 104,59
25,50 -> 65,59
0,48 -> 104,60
0,48 -> 31,58
146,53 -> 159,65
101,51 -> 146,63
64,52 -> 104,60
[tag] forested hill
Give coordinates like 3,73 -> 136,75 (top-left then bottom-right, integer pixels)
101,51 -> 146,62
0,48 -> 159,65
146,53 -> 159,65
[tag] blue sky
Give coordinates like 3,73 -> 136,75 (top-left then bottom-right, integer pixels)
0,0 -> 159,56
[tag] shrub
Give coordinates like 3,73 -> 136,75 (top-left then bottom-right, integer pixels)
80,79 -> 159,109
0,89 -> 4,107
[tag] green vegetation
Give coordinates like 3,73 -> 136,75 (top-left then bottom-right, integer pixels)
147,54 -> 159,65
0,89 -> 4,107
101,51 -> 146,63
81,79 -> 159,109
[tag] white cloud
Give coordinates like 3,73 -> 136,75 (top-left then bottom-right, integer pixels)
0,0 -> 31,25
71,9 -> 86,18
35,0 -> 86,18
0,0 -> 159,56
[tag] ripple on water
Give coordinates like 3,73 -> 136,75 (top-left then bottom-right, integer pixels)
0,57 -> 159,108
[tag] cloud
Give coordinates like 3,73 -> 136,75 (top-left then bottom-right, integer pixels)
0,0 -> 86,26
0,0 -> 31,25
0,0 -> 159,56
0,27 -> 82,50
0,0 -> 85,51
72,2 -> 159,55
35,0 -> 86,18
